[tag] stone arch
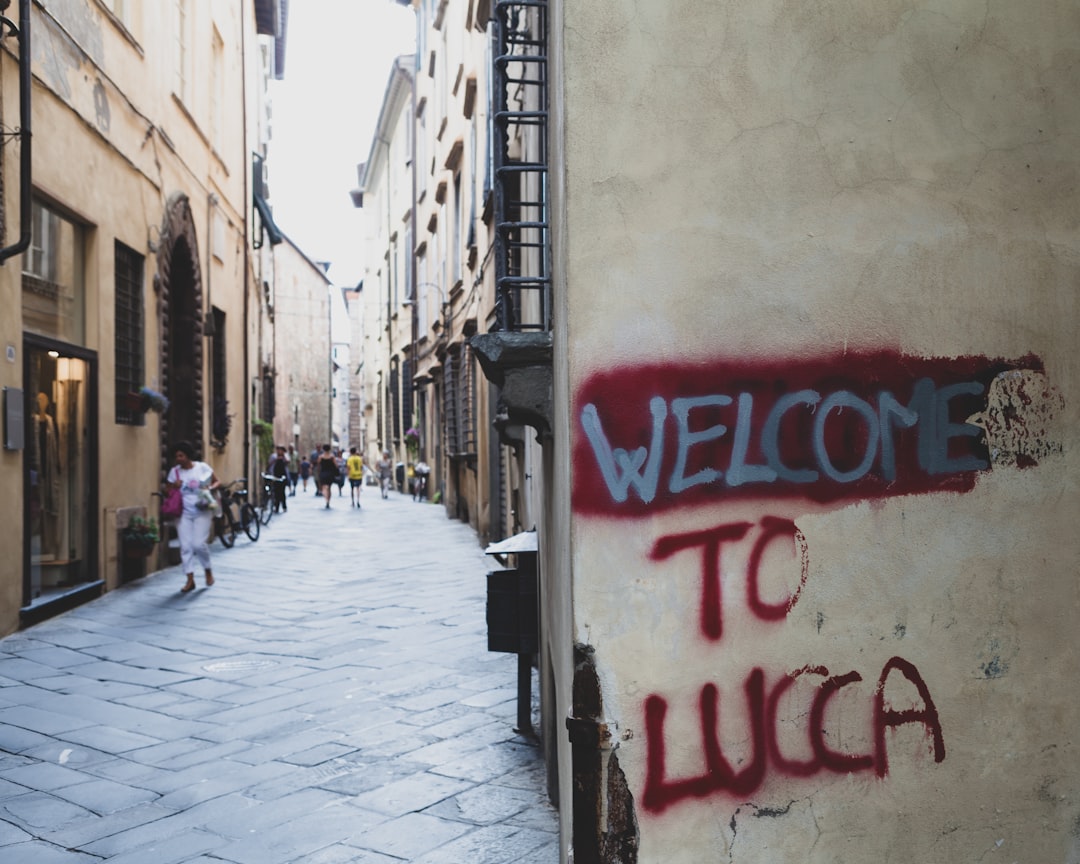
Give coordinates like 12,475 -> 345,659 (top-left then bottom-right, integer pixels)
157,192 -> 204,471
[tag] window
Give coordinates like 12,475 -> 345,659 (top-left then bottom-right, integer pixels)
417,103 -> 428,201
390,357 -> 401,442
452,173 -> 462,284
22,200 -> 86,345
210,308 -> 228,445
261,365 -> 275,424
443,344 -> 476,458
174,0 -> 189,102
211,29 -> 225,154
114,242 -> 145,425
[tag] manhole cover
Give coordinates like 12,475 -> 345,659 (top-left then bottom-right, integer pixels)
202,659 -> 278,673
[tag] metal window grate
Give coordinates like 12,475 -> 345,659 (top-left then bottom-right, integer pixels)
390,357 -> 401,443
402,356 -> 413,435
114,241 -> 145,425
210,308 -> 228,444
444,344 -> 477,459
492,0 -> 550,332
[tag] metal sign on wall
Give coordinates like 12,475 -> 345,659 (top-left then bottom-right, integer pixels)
3,387 -> 24,450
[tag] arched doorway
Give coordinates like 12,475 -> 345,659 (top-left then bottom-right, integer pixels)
157,194 -> 204,467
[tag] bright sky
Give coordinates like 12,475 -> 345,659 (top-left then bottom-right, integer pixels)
267,0 -> 416,289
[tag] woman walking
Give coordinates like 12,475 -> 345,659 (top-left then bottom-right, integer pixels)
166,440 -> 220,593
299,453 -> 311,492
316,443 -> 338,509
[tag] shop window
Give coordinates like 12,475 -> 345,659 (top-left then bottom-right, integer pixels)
114,241 -> 145,425
22,200 -> 86,345
25,342 -> 96,611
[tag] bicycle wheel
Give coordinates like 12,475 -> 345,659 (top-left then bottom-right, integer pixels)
217,515 -> 235,548
259,490 -> 273,525
241,503 -> 260,541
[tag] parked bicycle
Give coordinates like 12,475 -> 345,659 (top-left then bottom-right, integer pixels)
215,478 -> 260,547
258,473 -> 286,525
412,461 -> 430,501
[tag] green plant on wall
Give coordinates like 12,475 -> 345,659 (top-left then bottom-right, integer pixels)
252,418 -> 274,467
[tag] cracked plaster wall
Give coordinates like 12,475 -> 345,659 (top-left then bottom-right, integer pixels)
555,1 -> 1080,861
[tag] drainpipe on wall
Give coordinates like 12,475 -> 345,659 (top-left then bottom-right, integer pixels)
239,2 -> 251,484
0,0 -> 32,265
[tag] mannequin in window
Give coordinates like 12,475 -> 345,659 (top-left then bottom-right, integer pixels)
32,391 -> 61,556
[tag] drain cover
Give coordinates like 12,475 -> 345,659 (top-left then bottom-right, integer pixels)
202,659 -> 278,673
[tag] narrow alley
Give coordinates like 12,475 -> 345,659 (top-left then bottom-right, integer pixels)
0,485 -> 558,863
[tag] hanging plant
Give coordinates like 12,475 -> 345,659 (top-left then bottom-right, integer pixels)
124,387 -> 168,414
404,427 -> 421,454
252,418 -> 275,467
137,386 -> 170,413
211,397 -> 232,450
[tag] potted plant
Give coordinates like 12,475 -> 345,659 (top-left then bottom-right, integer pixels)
138,386 -> 170,413
404,427 -> 421,456
122,515 -> 159,558
211,397 -> 232,450
124,386 -> 170,414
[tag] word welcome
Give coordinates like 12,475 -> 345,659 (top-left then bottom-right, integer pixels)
573,352 -> 1033,515
642,657 -> 945,814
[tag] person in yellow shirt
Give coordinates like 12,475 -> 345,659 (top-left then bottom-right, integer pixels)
346,447 -> 365,508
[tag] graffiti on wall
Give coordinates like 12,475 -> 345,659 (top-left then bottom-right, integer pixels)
573,351 -> 1044,515
639,516 -> 946,813
572,351 -> 1053,815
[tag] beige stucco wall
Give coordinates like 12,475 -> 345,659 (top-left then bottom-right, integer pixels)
555,0 -> 1079,860
0,1 -> 256,635
271,238 -> 332,454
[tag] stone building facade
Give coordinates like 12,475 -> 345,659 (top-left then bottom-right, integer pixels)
361,0 -> 1080,861
0,0 -> 286,635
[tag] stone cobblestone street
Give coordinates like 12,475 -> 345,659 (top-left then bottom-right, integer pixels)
0,483 -> 558,863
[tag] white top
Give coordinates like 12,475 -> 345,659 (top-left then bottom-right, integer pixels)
167,461 -> 214,516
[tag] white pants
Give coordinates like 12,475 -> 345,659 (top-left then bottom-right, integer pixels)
177,510 -> 213,574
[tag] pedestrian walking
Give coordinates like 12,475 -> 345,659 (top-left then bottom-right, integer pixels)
316,444 -> 338,509
166,440 -> 219,594
286,444 -> 300,496
335,449 -> 347,497
347,446 -> 364,508
299,454 -> 311,492
376,449 -> 393,498
270,444 -> 289,512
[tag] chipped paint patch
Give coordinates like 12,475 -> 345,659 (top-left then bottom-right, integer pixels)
971,369 -> 1064,468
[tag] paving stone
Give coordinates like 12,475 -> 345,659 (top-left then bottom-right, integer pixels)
0,839 -> 101,862
0,816 -> 32,844
0,725 -> 58,751
349,772 -> 474,817
41,801 -> 176,849
92,827 -> 229,864
424,783 -> 538,825
0,705 -> 96,736
354,811 -> 473,858
280,741 -> 358,766
0,791 -> 95,830
0,492 -> 559,862
0,777 -> 30,801
16,646 -> 98,670
58,725 -> 164,755
213,800 -> 385,864
51,776 -> 160,813
410,825 -> 554,864
430,740 -> 544,784
0,761 -> 95,793
293,844 -> 402,864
